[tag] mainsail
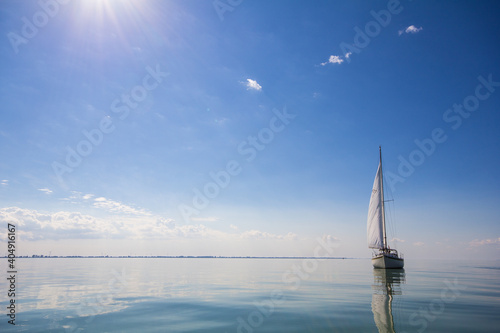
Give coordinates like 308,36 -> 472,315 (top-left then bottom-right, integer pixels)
367,162 -> 384,249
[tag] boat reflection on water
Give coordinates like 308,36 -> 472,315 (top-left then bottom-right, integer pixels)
371,268 -> 406,333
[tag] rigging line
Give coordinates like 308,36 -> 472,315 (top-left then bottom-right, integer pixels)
382,173 -> 391,240
389,201 -> 397,244
383,172 -> 398,244
393,200 -> 398,242
392,203 -> 397,239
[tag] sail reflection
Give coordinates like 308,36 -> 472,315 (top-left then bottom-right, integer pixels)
371,268 -> 406,333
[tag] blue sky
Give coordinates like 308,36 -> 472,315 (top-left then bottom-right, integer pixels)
0,0 -> 499,259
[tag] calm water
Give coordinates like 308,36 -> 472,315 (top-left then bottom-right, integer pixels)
1,258 -> 499,332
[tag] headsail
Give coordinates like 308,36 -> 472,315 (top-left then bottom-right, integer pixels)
367,162 -> 384,249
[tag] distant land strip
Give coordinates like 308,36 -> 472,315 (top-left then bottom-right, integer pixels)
1,255 -> 354,259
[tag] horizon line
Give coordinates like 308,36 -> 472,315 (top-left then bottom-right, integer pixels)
4,255 -> 358,259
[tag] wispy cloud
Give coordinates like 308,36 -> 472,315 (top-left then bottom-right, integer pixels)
469,237 -> 500,247
399,25 -> 423,36
245,78 -> 262,91
413,241 -> 425,247
390,237 -> 405,243
191,217 -> 219,222
214,117 -> 229,126
320,52 -> 352,66
1,180 -> 8,186
60,191 -> 94,204
93,197 -> 151,216
240,230 -> 297,241
38,188 -> 53,194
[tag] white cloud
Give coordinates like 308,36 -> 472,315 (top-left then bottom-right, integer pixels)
245,79 -> 262,91
156,217 -> 176,229
1,180 -> 8,186
321,234 -> 339,242
93,197 -> 151,216
320,234 -> 340,247
321,55 -> 343,66
230,224 -> 238,230
469,237 -> 500,247
38,188 -> 53,194
413,241 -> 425,247
0,207 -> 188,240
0,207 -> 300,244
320,52 -> 353,66
0,207 -> 112,241
60,191 -> 94,204
399,25 -> 423,36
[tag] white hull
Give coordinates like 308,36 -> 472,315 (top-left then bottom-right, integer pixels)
372,254 -> 404,269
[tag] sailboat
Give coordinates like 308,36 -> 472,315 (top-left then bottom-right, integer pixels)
367,147 -> 404,269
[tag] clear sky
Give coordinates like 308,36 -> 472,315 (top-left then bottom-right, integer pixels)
1,0 -> 499,259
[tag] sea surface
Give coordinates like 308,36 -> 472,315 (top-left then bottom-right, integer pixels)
1,258 -> 499,332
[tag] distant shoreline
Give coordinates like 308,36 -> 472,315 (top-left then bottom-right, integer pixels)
2,255 -> 353,259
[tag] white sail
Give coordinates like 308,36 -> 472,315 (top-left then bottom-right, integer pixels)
367,162 -> 384,249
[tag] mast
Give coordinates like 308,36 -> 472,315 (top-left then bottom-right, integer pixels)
379,146 -> 387,249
